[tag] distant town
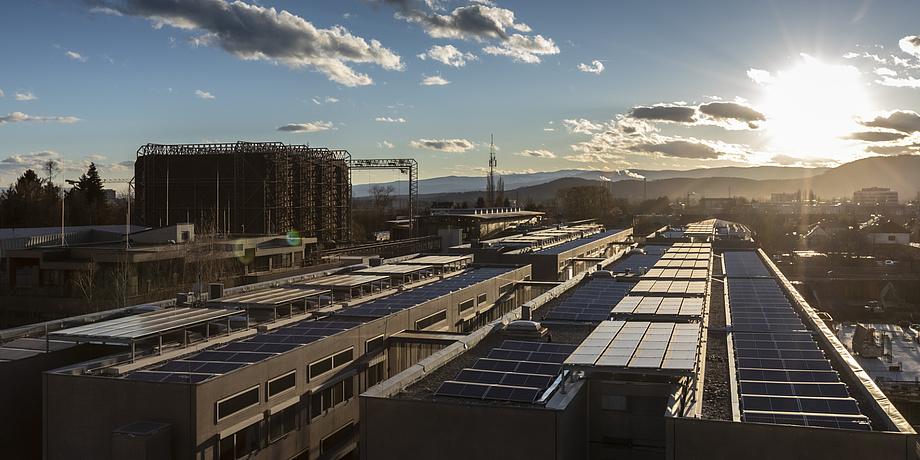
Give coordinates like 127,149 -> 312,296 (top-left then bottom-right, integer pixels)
1,142 -> 918,459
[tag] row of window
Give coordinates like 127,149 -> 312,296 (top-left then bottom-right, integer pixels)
217,347 -> 355,423
218,404 -> 353,460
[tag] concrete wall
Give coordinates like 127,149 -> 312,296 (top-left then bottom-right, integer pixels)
361,398 -> 560,460
44,374 -> 195,460
666,417 -> 918,460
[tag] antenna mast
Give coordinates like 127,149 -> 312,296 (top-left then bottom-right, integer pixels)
487,135 -> 497,206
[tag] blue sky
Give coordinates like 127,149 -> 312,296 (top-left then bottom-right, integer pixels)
3,0 -> 920,192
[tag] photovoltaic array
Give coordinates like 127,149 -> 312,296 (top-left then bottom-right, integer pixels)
125,321 -> 358,383
725,251 -> 870,430
544,278 -> 632,322
337,267 -> 516,318
434,340 -> 576,404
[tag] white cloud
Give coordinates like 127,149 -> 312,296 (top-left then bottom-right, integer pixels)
0,89 -> 4,98
375,117 -> 406,123
410,138 -> 474,152
325,97 -> 339,103
101,0 -> 404,87
12,92 -> 37,101
746,68 -> 773,85
899,35 -> 920,58
378,141 -> 394,149
65,51 -> 88,62
421,75 -> 449,85
563,118 -> 605,134
408,4 -> 531,41
482,34 -> 558,63
195,90 -> 215,99
578,60 -> 604,74
0,112 -> 81,125
418,44 -> 477,67
514,149 -> 556,158
276,121 -> 335,132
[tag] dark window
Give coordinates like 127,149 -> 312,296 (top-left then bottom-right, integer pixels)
333,348 -> 354,367
219,421 -> 260,460
268,371 -> 296,398
459,299 -> 474,313
268,405 -> 297,442
499,282 -> 513,294
365,335 -> 385,353
309,357 -> 333,379
366,361 -> 386,387
311,377 -> 354,419
321,422 -> 354,454
217,386 -> 260,421
477,293 -> 487,304
310,348 -> 354,380
415,309 -> 447,330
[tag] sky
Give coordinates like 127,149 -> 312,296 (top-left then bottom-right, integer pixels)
3,0 -> 920,192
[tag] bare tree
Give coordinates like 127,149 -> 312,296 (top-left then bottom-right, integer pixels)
71,260 -> 99,313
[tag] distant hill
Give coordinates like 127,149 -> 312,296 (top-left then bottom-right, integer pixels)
397,155 -> 920,204
353,164 -> 826,197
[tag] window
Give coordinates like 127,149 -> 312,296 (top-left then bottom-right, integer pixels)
888,235 -> 896,241
309,348 -> 354,380
458,299 -> 474,314
217,386 -> 260,422
477,293 -> 487,304
499,282 -> 513,295
267,371 -> 296,399
219,421 -> 260,460
321,422 -> 354,454
365,335 -> 385,353
311,377 -> 354,419
268,405 -> 297,442
366,361 -> 386,387
415,309 -> 447,330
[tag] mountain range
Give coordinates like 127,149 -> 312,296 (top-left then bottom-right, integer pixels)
354,155 -> 920,205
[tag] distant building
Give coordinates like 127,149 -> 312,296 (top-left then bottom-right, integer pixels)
854,187 -> 898,205
102,188 -> 116,204
771,191 -> 800,203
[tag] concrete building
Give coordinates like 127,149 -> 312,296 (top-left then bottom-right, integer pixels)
361,221 -> 917,460
854,187 -> 899,206
23,259 -> 533,460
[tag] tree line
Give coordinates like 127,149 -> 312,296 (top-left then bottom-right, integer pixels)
0,161 -> 127,228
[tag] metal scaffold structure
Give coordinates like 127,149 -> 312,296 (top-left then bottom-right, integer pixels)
347,158 -> 418,236
135,142 -> 351,240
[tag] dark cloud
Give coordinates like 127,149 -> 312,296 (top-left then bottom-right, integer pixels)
93,0 -> 403,86
698,102 -> 765,128
862,111 -> 920,134
864,144 -> 920,156
628,140 -> 722,159
847,131 -> 907,142
406,5 -> 526,41
409,138 -> 474,153
628,105 -> 697,123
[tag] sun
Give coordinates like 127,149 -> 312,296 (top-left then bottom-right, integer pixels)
753,54 -> 873,161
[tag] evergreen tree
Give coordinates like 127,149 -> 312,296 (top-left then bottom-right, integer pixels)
76,163 -> 105,204
0,169 -> 61,227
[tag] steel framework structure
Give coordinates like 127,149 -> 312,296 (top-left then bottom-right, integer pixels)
347,158 -> 418,236
136,142 -> 351,240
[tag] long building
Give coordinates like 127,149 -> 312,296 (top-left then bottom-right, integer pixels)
3,221 -> 916,458
136,142 -> 351,240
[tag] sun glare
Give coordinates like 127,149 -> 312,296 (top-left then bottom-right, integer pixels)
755,55 -> 872,161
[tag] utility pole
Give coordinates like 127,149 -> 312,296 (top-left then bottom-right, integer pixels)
487,134 -> 497,207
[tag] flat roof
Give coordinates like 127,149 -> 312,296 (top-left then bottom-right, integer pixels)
337,267 -> 518,319
49,307 -> 236,344
290,274 -> 389,289
353,264 -> 433,275
534,229 -> 629,255
207,288 -> 330,309
565,320 -> 700,375
124,320 -> 359,383
399,255 -> 472,266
